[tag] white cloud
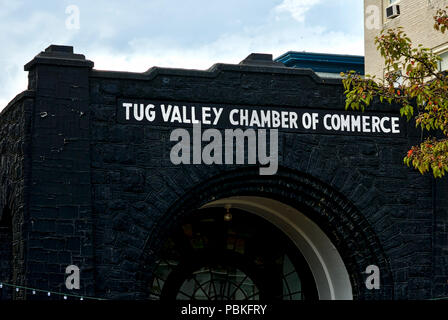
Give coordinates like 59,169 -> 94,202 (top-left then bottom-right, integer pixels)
274,0 -> 321,23
0,64 -> 27,112
90,1 -> 362,74
0,7 -> 73,111
90,24 -> 363,74
0,0 -> 23,18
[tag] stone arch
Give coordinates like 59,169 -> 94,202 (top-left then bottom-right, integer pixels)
136,166 -> 394,300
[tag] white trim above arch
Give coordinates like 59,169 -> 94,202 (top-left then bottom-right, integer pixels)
201,196 -> 353,300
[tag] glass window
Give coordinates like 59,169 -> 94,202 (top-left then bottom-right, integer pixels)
149,208 -> 318,301
384,68 -> 403,87
439,51 -> 448,72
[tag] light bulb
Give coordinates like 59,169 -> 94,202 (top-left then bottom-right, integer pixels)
224,212 -> 232,222
224,205 -> 232,222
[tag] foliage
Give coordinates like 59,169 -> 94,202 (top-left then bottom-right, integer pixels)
341,6 -> 448,178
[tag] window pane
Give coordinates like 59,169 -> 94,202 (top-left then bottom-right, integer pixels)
440,52 -> 448,72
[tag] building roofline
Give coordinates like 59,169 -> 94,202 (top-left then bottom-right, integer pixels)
275,51 -> 365,62
274,51 -> 365,75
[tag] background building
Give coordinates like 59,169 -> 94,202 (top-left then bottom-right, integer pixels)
275,52 -> 364,79
364,0 -> 448,79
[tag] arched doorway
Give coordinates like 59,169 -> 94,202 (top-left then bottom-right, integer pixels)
138,167 -> 393,300
149,206 -> 318,300
202,197 -> 352,300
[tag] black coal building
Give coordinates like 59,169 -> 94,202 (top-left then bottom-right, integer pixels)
0,45 -> 447,300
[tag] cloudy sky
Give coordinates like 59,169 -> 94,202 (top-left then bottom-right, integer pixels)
0,0 -> 364,110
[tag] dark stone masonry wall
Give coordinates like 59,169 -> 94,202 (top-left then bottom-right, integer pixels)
0,90 -> 34,299
88,66 -> 436,300
0,45 -> 447,300
23,45 -> 95,298
434,178 -> 448,297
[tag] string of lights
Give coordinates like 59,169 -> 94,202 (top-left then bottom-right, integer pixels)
0,282 -> 107,300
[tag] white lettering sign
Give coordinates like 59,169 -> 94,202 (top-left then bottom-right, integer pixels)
120,101 -> 402,135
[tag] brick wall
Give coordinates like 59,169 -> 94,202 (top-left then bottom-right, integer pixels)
88,59 -> 438,299
22,45 -> 95,298
1,45 -> 447,300
364,0 -> 448,79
